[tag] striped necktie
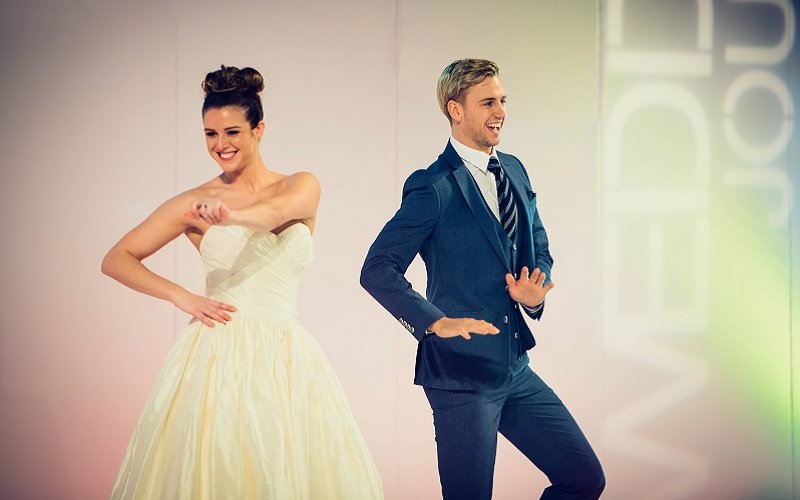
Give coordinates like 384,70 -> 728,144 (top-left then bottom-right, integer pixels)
487,157 -> 518,241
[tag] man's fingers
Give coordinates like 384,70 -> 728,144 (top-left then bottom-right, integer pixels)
468,319 -> 499,335
509,268 -> 550,287
505,273 -> 516,288
435,317 -> 500,339
483,321 -> 500,334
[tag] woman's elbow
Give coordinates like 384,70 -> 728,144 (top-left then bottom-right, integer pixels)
100,251 -> 115,277
100,248 -> 126,278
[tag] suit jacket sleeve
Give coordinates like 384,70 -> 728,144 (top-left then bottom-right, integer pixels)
522,165 -> 553,321
360,170 -> 445,341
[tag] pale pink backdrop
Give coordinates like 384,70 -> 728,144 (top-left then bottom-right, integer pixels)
1,1 -> 797,499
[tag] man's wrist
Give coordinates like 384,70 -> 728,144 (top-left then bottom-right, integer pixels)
520,300 -> 544,313
427,316 -> 447,335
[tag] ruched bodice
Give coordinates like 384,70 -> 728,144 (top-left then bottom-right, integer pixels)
200,223 -> 312,320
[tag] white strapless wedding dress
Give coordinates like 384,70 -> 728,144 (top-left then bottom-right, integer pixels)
111,223 -> 383,499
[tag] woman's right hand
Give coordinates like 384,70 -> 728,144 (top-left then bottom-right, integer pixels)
185,198 -> 235,227
172,290 -> 237,328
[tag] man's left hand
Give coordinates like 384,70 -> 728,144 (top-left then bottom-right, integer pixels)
505,266 -> 555,309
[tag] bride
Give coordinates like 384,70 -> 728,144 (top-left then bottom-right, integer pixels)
102,65 -> 383,499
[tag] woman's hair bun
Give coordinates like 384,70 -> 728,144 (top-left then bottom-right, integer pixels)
202,65 -> 264,95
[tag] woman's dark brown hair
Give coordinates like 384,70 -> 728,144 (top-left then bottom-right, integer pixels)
201,65 -> 264,128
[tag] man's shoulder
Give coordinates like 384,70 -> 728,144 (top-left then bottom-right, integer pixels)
497,150 -> 524,167
403,150 -> 456,187
402,165 -> 450,196
498,151 -> 532,183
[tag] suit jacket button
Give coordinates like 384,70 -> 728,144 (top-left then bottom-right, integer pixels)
514,332 -> 519,339
512,244 -> 517,251
503,316 -> 509,324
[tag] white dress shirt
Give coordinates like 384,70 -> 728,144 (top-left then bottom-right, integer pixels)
449,137 -> 502,222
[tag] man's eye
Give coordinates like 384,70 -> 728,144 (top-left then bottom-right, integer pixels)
205,132 -> 217,137
228,130 -> 239,135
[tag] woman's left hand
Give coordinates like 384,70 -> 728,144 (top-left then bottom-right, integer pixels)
185,198 -> 235,226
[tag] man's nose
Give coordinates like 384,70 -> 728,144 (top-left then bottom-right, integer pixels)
493,103 -> 505,118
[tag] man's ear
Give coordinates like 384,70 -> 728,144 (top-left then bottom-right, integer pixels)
447,99 -> 462,123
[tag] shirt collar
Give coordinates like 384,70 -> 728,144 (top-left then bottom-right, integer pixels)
450,136 -> 498,173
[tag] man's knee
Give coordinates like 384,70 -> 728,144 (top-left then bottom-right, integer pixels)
572,458 -> 605,497
546,456 -> 604,499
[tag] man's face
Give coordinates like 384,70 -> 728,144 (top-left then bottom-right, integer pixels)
450,75 -> 506,154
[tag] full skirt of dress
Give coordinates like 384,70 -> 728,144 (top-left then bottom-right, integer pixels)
110,315 -> 383,500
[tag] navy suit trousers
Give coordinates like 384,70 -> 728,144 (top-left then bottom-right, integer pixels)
424,367 -> 605,499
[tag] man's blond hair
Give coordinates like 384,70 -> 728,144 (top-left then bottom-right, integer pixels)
436,59 -> 500,123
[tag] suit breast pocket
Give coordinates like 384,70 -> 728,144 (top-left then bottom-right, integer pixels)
525,191 -> 537,216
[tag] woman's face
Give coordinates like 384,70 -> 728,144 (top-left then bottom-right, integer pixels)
202,106 -> 264,173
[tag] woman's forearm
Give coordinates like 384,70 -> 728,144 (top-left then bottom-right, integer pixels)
227,199 -> 288,233
101,248 -> 187,304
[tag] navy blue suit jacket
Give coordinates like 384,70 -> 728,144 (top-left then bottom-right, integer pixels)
360,141 -> 553,390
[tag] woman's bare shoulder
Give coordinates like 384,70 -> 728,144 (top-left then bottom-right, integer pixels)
286,170 -> 318,183
282,171 -> 320,193
174,176 -> 226,201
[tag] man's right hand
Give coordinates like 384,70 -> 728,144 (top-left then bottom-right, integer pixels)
427,317 -> 499,340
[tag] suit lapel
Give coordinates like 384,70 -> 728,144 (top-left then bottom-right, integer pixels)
443,143 -> 511,272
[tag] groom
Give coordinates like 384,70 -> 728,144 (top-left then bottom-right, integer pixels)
360,59 -> 604,499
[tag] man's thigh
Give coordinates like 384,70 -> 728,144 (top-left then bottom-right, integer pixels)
499,369 -> 604,496
424,386 -> 508,500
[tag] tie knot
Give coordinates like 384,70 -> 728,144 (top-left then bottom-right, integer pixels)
487,157 -> 501,173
